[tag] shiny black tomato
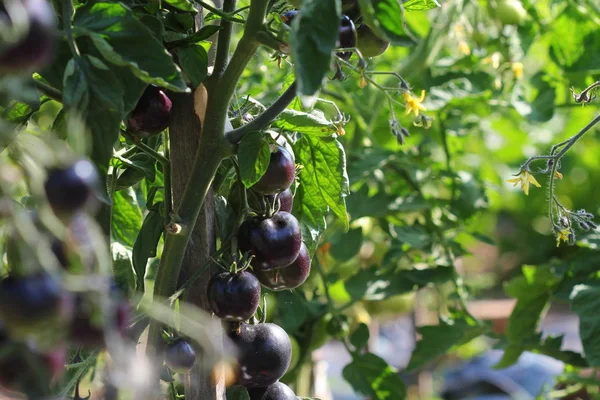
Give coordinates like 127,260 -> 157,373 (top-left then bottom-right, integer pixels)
165,339 -> 196,374
248,382 -> 297,400
251,146 -> 295,195
44,159 -> 98,215
280,10 -> 298,25
337,15 -> 356,61
0,0 -> 55,73
255,243 -> 310,291
238,212 -> 302,271
207,271 -> 261,321
274,188 -> 293,213
127,85 -> 173,137
227,323 -> 292,388
0,272 -> 66,331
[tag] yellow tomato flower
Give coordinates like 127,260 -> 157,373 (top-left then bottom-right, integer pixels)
403,90 -> 427,116
511,62 -> 524,80
554,170 -> 563,180
482,52 -> 501,69
507,169 -> 541,195
359,74 -> 367,89
556,228 -> 571,247
458,40 -> 471,55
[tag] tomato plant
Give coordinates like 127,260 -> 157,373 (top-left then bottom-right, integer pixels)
0,0 -> 599,399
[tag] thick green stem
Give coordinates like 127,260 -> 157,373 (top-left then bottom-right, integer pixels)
146,0 -> 270,391
213,0 -> 236,78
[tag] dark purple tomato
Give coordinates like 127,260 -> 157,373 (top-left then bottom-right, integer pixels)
165,339 -> 197,374
251,146 -> 295,195
238,212 -> 302,271
280,10 -> 298,25
255,243 -> 310,291
0,0 -> 55,73
337,15 -> 356,61
127,85 -> 173,137
44,159 -> 98,215
228,323 -> 292,388
248,382 -> 297,400
0,272 -> 66,331
275,188 -> 293,213
244,188 -> 293,216
207,271 -> 261,321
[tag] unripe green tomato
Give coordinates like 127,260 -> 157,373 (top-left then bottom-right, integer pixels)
287,335 -> 301,372
326,314 -> 351,339
489,0 -> 527,26
356,24 -> 390,58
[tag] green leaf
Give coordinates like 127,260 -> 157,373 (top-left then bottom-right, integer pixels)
570,284 -> 600,366
342,353 -> 406,400
74,2 -> 187,92
63,59 -> 89,110
350,323 -> 370,350
497,265 -> 560,368
290,0 -> 341,101
1,97 -> 40,125
406,316 -> 484,371
111,242 -> 136,296
294,135 -> 349,229
237,133 -> 271,188
357,0 -> 413,45
163,0 -> 197,13
402,0 -> 440,11
330,227 -> 362,261
62,56 -> 124,172
226,385 -> 250,400
112,189 -> 143,248
177,43 -> 209,87
132,210 -> 164,292
273,109 -> 336,136
345,265 -> 454,301
392,225 -> 431,249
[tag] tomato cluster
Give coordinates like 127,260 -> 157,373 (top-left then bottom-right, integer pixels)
0,158 -> 132,396
201,143 -> 305,396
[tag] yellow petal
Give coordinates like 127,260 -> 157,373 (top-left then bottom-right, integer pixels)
526,173 -> 541,187
554,170 -> 563,180
419,90 -> 426,102
506,177 -> 521,184
522,180 -> 529,195
403,92 -> 411,101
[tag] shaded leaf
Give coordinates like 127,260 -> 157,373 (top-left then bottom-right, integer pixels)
350,323 -> 370,350
290,0 -> 341,101
112,189 -> 143,247
570,284 -> 600,366
74,2 -> 187,92
343,353 -> 406,400
345,265 -> 453,301
177,43 -> 209,87
407,316 -> 484,371
237,133 -> 271,188
132,210 -> 164,292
